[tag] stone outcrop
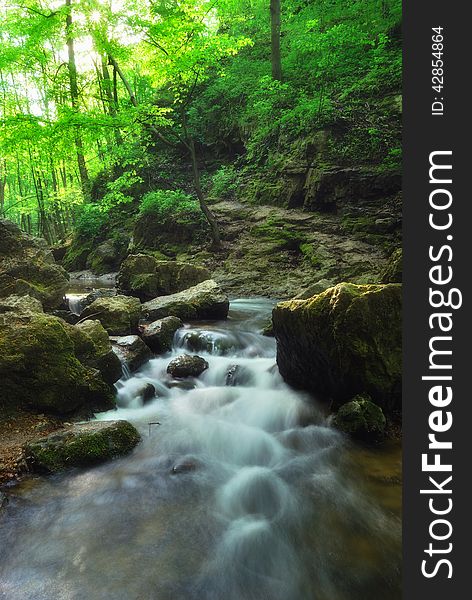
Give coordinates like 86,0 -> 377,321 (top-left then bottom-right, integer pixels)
141,280 -> 229,322
0,313 -> 115,414
117,254 -> 211,301
81,295 -> 141,335
273,283 -> 401,411
0,219 -> 68,309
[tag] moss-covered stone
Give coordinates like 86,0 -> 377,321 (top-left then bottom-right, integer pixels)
0,313 -> 115,414
74,320 -> 123,384
381,248 -> 402,283
80,295 -> 141,335
273,283 -> 402,412
133,209 -> 207,253
25,420 -> 140,472
0,294 -> 44,315
86,237 -> 128,275
140,316 -> 183,353
117,254 -> 211,301
0,219 -> 68,309
141,279 -> 229,322
333,395 -> 386,442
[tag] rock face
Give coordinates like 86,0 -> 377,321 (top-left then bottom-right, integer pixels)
167,354 -> 209,378
381,248 -> 402,283
333,396 -> 386,442
111,335 -> 153,373
273,283 -> 402,411
140,316 -> 183,353
142,280 -> 229,322
0,219 -> 68,309
0,294 -> 43,315
74,320 -> 123,384
81,295 -> 141,335
25,420 -> 140,472
0,313 -> 115,414
117,254 -> 211,301
86,237 -> 128,275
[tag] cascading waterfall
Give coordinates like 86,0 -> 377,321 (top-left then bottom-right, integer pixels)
0,299 -> 401,600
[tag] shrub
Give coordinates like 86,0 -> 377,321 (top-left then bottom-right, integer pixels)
139,189 -> 204,226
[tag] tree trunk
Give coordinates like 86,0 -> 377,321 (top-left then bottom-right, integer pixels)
65,0 -> 90,200
270,0 -> 282,81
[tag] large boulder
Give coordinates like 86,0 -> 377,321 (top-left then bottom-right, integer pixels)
333,395 -> 386,442
25,420 -> 140,472
86,237 -> 128,275
140,316 -> 183,353
0,219 -> 68,309
167,354 -> 209,378
0,294 -> 43,315
81,295 -> 141,335
110,335 -> 153,373
141,280 -> 229,322
74,320 -> 123,384
0,313 -> 115,414
273,283 -> 401,411
117,254 -> 211,301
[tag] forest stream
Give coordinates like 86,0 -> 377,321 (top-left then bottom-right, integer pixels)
0,297 -> 401,600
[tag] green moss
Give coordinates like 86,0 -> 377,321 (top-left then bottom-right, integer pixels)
299,243 -> 321,267
26,421 -> 141,472
251,216 -> 306,251
333,395 -> 386,442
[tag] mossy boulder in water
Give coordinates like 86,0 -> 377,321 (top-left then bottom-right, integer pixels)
86,237 -> 128,275
141,280 -> 229,322
273,283 -> 401,411
25,420 -> 140,472
333,395 -> 386,442
80,295 -> 141,335
110,335 -> 153,373
140,316 -> 183,353
74,320 -> 123,384
0,313 -> 115,414
167,354 -> 209,378
0,219 -> 68,309
117,254 -> 211,301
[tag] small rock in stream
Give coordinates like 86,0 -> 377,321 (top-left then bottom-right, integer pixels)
166,354 -> 209,378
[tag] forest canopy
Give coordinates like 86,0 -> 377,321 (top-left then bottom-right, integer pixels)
0,0 -> 402,244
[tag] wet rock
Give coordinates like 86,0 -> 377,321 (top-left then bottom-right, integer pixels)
171,460 -> 198,475
381,248 -> 402,283
260,320 -> 274,337
75,288 -> 116,314
273,283 -> 402,412
0,491 -> 8,510
117,254 -> 211,301
333,395 -> 386,442
81,294 -> 141,335
75,320 -> 123,385
0,219 -> 68,309
166,380 -> 197,391
142,279 -> 229,322
111,335 -> 152,373
133,382 -> 156,405
167,354 -> 209,378
225,364 -> 254,387
140,316 -> 183,353
0,313 -> 115,414
25,420 -> 140,472
0,294 -> 43,315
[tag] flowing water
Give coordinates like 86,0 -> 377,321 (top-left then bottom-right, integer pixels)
0,299 -> 401,600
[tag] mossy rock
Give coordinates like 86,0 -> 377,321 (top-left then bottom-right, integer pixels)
117,254 -> 211,301
25,420 -> 140,472
141,279 -> 229,322
273,282 -> 402,412
0,219 -> 68,309
80,295 -> 141,335
74,320 -> 123,384
133,210 -> 207,252
333,395 -> 386,442
0,313 -> 115,414
0,294 -> 44,315
381,248 -> 402,283
86,238 -> 128,275
141,316 -> 183,353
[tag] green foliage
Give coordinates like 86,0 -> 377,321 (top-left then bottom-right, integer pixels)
139,189 -> 204,226
75,204 -> 108,239
210,165 -> 241,200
